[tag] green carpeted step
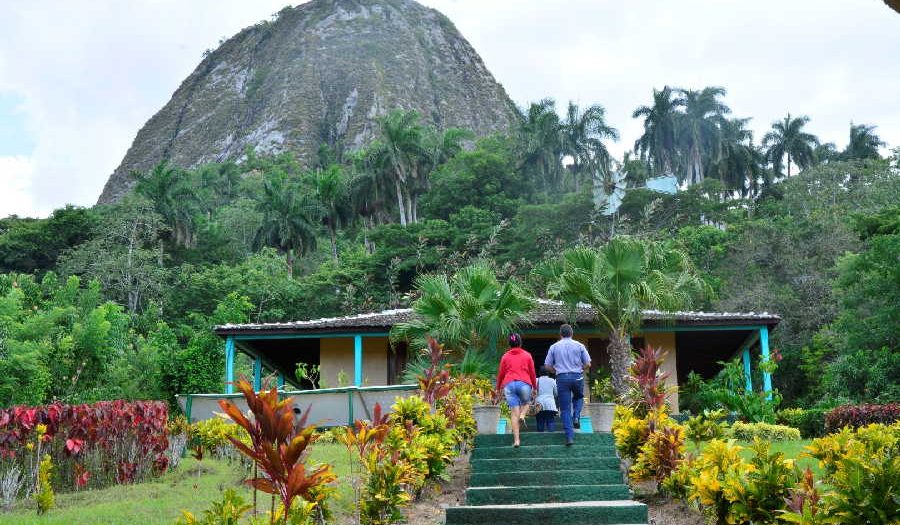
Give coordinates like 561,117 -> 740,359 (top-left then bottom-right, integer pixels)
466,484 -> 631,505
445,500 -> 648,525
471,456 -> 619,473
469,469 -> 624,487
471,444 -> 618,460
475,432 -> 615,448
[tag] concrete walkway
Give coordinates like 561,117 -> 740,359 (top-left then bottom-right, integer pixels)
445,430 -> 648,525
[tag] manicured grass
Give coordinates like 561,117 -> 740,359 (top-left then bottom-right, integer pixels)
0,443 -> 355,525
688,439 -> 821,477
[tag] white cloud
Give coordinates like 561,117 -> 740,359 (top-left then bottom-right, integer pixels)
1,0 -> 899,217
0,156 -> 37,217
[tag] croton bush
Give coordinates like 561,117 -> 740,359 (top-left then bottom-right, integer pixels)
825,403 -> 900,432
0,400 -> 169,496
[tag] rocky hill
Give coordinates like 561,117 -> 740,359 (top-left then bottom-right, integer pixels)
98,0 -> 519,203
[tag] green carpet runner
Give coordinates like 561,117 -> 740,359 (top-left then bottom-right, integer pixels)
445,431 -> 648,525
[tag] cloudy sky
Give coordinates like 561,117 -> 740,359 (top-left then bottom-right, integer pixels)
1,1 -> 898,217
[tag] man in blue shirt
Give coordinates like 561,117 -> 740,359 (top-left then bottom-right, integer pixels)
544,324 -> 591,445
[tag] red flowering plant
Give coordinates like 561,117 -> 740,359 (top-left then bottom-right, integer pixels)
627,345 -> 673,426
218,379 -> 336,524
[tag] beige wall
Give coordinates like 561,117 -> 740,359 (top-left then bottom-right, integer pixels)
319,336 -> 389,388
639,331 -> 679,413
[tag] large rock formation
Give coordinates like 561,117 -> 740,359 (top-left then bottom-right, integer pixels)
98,0 -> 519,203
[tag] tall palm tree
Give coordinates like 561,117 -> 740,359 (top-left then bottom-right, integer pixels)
842,123 -> 885,160
762,113 -> 819,178
633,86 -> 683,177
253,171 -> 321,278
312,164 -> 351,261
371,110 -> 426,226
677,87 -> 731,186
391,262 -> 535,360
560,101 -> 620,192
135,160 -> 198,249
539,238 -> 706,396
518,99 -> 563,190
705,117 -> 764,197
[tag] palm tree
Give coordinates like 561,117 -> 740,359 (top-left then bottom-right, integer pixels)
312,164 -> 351,260
560,101 -> 620,192
253,171 -> 321,278
518,99 -> 563,190
762,114 -> 819,178
135,160 -> 198,249
633,86 -> 683,177
677,87 -> 731,185
539,238 -> 707,396
842,123 -> 885,160
372,109 -> 426,226
705,117 -> 764,197
391,262 -> 536,361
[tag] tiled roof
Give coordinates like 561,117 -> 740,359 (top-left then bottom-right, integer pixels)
214,299 -> 780,335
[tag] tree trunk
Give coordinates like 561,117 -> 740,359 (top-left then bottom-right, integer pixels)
395,180 -> 407,226
608,329 -> 633,398
405,190 -> 415,225
286,248 -> 294,279
329,225 -> 338,261
787,155 -> 792,178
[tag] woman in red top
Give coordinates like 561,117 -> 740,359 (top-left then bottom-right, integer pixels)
496,333 -> 537,447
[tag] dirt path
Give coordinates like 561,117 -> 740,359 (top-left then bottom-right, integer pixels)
403,452 -> 470,525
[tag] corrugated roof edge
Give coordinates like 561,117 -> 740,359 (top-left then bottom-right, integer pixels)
214,299 -> 781,335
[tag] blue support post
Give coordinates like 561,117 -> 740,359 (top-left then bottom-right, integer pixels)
760,326 -> 773,398
224,336 -> 235,394
354,335 -> 363,386
742,347 -> 753,393
253,358 -> 262,391
277,373 -> 285,389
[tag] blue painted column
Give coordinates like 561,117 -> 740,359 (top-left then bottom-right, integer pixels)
354,335 -> 363,386
760,326 -> 773,397
224,336 -> 235,394
253,357 -> 263,391
742,347 -> 753,393
277,373 -> 285,389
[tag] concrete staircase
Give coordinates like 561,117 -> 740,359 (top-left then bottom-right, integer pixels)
445,431 -> 647,525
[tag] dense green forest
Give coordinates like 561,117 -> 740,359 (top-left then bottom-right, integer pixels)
1,87 -> 897,410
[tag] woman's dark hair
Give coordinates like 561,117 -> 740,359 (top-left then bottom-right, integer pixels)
508,333 -> 522,348
539,365 -> 553,377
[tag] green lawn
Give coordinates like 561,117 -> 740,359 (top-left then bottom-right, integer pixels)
0,443 -> 355,525
687,439 -> 822,477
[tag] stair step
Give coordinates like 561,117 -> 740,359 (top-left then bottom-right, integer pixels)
469,469 -> 624,487
445,500 -> 648,525
471,444 -> 617,460
475,432 -> 614,448
471,456 -> 619,473
466,484 -> 631,505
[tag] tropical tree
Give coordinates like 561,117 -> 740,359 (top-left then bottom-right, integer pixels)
705,117 -> 765,197
135,160 -> 198,249
518,99 -> 563,190
252,171 -> 321,278
842,123 -> 885,160
391,262 -> 535,369
370,110 -> 426,226
559,101 -> 620,192
633,86 -> 683,177
677,87 -> 731,185
762,114 -> 819,178
539,238 -> 707,396
312,164 -> 351,260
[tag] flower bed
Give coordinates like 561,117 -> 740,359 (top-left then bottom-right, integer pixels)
0,400 -> 169,502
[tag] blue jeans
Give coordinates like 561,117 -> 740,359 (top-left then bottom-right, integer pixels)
503,380 -> 532,408
557,373 -> 585,441
536,410 -> 556,432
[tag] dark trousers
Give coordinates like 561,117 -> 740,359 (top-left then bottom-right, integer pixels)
536,410 -> 557,432
557,372 -> 585,441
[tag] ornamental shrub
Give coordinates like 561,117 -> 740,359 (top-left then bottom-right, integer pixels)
685,409 -> 729,446
612,405 -> 651,461
778,408 -> 827,438
729,421 -> 801,441
824,403 -> 900,432
34,454 -> 54,515
630,424 -> 686,483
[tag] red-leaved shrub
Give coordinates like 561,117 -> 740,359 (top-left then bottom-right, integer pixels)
0,400 -> 169,492
824,403 -> 900,432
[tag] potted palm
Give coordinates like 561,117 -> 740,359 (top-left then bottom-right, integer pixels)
586,374 -> 617,432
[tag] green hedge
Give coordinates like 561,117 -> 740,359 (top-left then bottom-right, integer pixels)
729,421 -> 801,441
776,408 -> 827,438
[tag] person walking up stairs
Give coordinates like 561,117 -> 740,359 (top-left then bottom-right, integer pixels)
444,430 -> 648,524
